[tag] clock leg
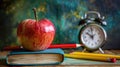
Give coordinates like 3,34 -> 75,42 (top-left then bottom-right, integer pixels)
99,48 -> 104,54
82,48 -> 86,52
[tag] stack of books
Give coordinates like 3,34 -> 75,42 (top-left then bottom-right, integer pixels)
1,48 -> 64,66
1,44 -> 81,66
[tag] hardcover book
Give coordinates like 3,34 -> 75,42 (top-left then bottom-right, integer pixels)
6,48 -> 64,66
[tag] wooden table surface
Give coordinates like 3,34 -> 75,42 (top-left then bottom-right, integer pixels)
0,50 -> 120,67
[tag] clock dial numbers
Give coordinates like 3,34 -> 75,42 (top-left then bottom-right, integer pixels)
94,27 -> 104,45
80,24 -> 106,50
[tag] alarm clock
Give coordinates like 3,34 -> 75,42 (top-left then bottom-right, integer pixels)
78,11 -> 107,53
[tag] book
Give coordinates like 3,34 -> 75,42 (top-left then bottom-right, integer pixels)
6,48 -> 64,66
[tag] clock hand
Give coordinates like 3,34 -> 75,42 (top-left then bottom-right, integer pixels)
90,27 -> 94,36
86,32 -> 92,36
86,32 -> 94,40
90,27 -> 96,40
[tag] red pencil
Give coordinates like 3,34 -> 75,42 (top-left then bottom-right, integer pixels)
3,44 -> 83,51
49,44 -> 83,49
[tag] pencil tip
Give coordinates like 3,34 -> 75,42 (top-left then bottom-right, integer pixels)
76,44 -> 83,47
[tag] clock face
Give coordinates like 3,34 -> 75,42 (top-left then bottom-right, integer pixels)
80,24 -> 107,50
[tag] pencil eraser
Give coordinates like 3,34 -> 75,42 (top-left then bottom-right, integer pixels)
110,58 -> 117,63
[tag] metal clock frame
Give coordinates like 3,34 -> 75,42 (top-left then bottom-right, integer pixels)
79,23 -> 107,53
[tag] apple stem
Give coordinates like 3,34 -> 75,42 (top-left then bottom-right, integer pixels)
32,8 -> 38,22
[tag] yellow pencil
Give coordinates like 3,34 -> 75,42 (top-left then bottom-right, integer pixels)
64,54 -> 116,62
70,52 -> 120,59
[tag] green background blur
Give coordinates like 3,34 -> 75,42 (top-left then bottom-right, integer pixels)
0,0 -> 120,50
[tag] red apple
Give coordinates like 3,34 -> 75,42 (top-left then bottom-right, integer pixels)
17,8 -> 55,51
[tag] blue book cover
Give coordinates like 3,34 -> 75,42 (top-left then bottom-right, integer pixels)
6,48 -> 64,66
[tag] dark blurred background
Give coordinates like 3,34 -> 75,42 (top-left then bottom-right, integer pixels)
0,0 -> 120,50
